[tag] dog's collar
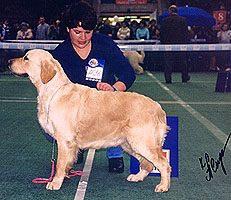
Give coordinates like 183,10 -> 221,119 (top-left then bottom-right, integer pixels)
46,82 -> 71,124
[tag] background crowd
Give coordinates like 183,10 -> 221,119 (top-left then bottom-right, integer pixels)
0,17 -> 160,41
1,15 -> 231,44
0,17 -> 62,41
0,15 -> 231,72
1,15 -> 230,43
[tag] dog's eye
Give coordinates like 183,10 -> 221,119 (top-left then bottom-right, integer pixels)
24,56 -> 29,61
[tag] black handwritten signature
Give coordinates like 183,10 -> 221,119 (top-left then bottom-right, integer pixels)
199,132 -> 231,181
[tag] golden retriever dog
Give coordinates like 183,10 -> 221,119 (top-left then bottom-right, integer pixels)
122,51 -> 145,74
9,49 -> 171,192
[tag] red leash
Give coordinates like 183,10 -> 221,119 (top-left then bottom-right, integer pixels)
32,160 -> 55,183
67,169 -> 83,178
32,141 -> 83,184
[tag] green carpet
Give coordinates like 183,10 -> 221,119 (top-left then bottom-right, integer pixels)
1,71 -> 231,200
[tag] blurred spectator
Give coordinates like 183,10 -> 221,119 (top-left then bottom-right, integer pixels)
112,22 -> 121,40
32,19 -> 39,39
0,21 -> 6,41
98,19 -> 112,37
36,16 -> 49,40
95,16 -> 104,33
154,28 -> 160,40
48,20 -> 61,40
3,19 -> 11,39
148,19 -> 160,40
191,26 -> 207,41
136,20 -> 149,40
205,27 -> 218,71
189,26 -> 218,71
217,23 -> 231,43
160,5 -> 190,83
10,22 -> 19,39
204,27 -> 218,44
117,21 -> 130,40
130,20 -> 138,40
16,22 -> 33,40
216,23 -> 231,70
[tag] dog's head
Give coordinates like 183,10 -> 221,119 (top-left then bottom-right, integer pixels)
9,49 -> 59,85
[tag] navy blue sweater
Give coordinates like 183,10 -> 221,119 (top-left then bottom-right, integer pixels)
52,33 -> 136,90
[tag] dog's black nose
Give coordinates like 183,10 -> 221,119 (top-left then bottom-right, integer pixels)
8,59 -> 14,70
8,59 -> 13,65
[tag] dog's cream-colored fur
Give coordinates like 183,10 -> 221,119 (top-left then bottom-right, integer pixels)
123,51 -> 145,74
9,49 -> 171,192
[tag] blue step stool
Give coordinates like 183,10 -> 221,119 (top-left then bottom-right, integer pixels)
215,72 -> 231,92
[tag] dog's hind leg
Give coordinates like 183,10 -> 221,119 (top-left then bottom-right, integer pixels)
151,146 -> 171,192
46,138 -> 77,190
127,155 -> 153,182
121,142 -> 153,182
125,125 -> 171,192
127,154 -> 153,182
137,145 -> 171,193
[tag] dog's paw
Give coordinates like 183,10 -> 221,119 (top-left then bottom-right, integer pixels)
127,174 -> 144,182
46,181 -> 62,190
154,183 -> 169,193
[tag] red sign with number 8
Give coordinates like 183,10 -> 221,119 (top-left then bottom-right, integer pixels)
213,10 -> 226,30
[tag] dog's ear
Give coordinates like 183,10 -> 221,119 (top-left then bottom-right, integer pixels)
40,60 -> 57,84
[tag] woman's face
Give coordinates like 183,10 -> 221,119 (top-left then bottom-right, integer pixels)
67,26 -> 93,49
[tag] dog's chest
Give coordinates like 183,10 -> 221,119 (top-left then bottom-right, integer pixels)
37,98 -> 54,135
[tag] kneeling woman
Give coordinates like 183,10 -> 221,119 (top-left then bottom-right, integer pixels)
51,1 -> 136,172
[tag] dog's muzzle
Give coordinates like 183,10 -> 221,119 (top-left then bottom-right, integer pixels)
8,59 -> 29,77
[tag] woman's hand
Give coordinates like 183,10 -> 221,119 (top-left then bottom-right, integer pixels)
96,81 -> 126,92
97,82 -> 114,91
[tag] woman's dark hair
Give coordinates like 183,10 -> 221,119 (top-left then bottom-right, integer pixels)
64,1 -> 97,31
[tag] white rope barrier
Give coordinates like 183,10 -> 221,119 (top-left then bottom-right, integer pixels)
1,40 -> 231,51
5,39 -> 159,44
4,39 -> 206,44
4,40 -> 63,43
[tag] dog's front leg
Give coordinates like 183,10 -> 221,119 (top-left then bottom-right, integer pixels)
46,140 -> 69,190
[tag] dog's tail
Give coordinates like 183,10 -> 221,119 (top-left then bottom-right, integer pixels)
151,103 -> 170,145
141,51 -> 145,59
138,51 -> 145,63
159,109 -> 170,145
158,114 -> 169,145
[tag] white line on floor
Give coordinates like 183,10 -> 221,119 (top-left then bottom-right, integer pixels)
159,101 -> 231,105
0,99 -> 36,103
74,149 -> 95,200
146,71 -> 231,150
135,80 -> 215,83
0,79 -> 29,82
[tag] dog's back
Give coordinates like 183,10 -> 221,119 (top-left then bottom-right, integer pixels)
70,87 -> 168,147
